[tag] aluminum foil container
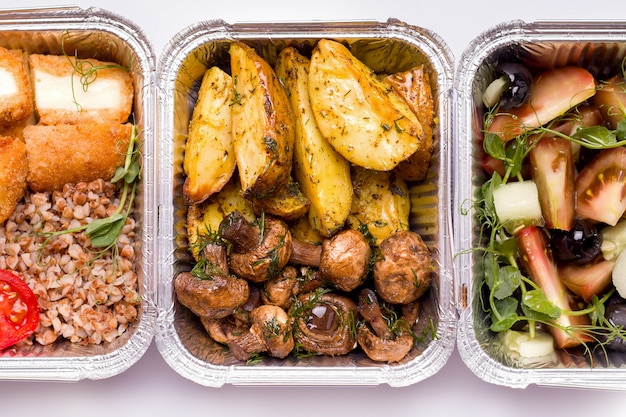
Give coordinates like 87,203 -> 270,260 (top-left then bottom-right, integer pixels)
156,19 -> 455,386
454,20 -> 626,390
0,7 -> 156,381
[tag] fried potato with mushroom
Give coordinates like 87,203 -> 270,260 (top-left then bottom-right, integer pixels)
183,66 -> 236,204
347,167 -> 410,245
308,39 -> 425,171
187,176 -> 256,261
383,65 -> 435,182
247,177 -> 310,221
275,46 -> 352,236
0,135 -> 28,223
229,42 -> 295,198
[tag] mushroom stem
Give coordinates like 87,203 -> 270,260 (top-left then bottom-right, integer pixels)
289,229 -> 371,292
289,239 -> 322,266
357,288 -> 393,339
220,211 -> 260,252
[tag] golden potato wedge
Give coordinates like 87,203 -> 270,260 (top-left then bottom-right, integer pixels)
183,66 -> 236,205
308,39 -> 424,171
275,47 -> 352,236
229,42 -> 295,198
247,177 -> 310,221
187,176 -> 256,260
289,215 -> 325,245
383,65 -> 435,181
346,167 -> 410,245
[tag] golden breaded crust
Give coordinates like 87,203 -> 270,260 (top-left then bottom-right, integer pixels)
23,123 -> 132,192
0,135 -> 28,223
29,54 -> 134,125
0,47 -> 34,125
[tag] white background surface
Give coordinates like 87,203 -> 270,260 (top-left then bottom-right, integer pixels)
2,0 -> 626,415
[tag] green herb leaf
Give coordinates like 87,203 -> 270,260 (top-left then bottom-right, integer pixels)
490,297 -> 519,332
87,214 -> 126,248
522,289 -> 561,318
494,265 -> 522,300
572,125 -> 617,147
483,132 -> 506,160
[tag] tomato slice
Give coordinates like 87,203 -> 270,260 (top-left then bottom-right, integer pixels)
529,135 -> 575,231
0,269 -> 39,350
488,66 -> 596,142
575,146 -> 626,226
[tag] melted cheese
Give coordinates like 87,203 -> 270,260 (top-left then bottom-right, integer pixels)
0,68 -> 18,97
33,71 -> 123,111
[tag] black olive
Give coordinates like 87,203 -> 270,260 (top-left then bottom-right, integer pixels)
605,303 -> 626,352
549,219 -> 602,265
495,63 -> 532,110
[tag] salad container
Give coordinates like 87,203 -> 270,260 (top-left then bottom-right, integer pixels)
454,20 -> 626,390
0,7 -> 157,381
155,18 -> 456,387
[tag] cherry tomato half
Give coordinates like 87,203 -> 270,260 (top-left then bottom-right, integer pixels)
0,269 -> 39,350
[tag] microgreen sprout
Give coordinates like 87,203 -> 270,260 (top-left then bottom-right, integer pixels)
465,95 -> 626,359
60,30 -> 130,111
36,125 -> 141,261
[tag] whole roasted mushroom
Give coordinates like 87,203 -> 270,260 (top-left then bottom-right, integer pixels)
357,288 -> 418,363
261,266 -> 324,310
175,242 -> 250,319
290,290 -> 358,356
228,304 -> 295,361
174,272 -> 250,320
373,230 -> 433,304
220,211 -> 293,283
289,229 -> 371,292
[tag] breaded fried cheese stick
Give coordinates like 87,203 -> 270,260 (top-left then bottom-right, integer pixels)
0,47 -> 34,125
23,123 -> 132,192
0,135 -> 28,223
29,54 -> 133,125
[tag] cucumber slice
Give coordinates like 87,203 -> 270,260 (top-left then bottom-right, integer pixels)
482,75 -> 509,108
493,180 -> 544,234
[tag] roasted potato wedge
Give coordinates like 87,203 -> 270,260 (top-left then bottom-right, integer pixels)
183,66 -> 236,204
275,47 -> 352,236
247,177 -> 310,221
187,176 -> 256,260
383,65 -> 435,182
229,42 -> 295,198
289,215 -> 325,245
347,167 -> 410,245
308,39 -> 425,171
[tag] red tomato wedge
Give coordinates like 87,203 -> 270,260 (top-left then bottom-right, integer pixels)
0,269 -> 39,350
529,135 -> 575,231
575,146 -> 626,226
592,74 -> 626,129
516,226 -> 592,349
558,258 -> 615,303
488,67 -> 596,142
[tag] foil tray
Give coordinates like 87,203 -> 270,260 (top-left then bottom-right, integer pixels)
454,20 -> 626,390
0,7 -> 157,381
155,18 -> 456,387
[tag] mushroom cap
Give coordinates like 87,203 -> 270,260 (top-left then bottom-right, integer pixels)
319,229 -> 371,292
261,265 -> 299,309
373,230 -> 432,304
174,271 -> 249,319
357,325 -> 414,363
291,291 -> 358,356
229,217 -> 293,283
251,305 -> 294,358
